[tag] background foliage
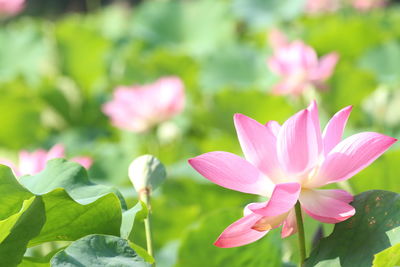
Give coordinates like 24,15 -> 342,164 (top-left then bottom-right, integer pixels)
1,0 -> 400,266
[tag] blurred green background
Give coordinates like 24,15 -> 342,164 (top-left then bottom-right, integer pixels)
2,0 -> 400,266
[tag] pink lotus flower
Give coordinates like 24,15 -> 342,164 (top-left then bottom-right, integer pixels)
351,0 -> 386,11
102,76 -> 185,133
268,36 -> 339,96
189,101 -> 396,247
0,0 -> 25,16
305,0 -> 341,14
268,29 -> 290,50
0,144 -> 93,176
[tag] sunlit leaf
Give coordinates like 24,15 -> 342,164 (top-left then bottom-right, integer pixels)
372,243 -> 400,267
306,190 -> 400,267
0,196 -> 45,266
51,234 -> 151,267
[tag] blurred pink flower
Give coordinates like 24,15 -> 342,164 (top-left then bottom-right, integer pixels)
305,0 -> 341,14
0,0 -> 25,16
268,35 -> 339,96
0,144 -> 92,176
351,0 -> 386,11
268,29 -> 289,50
102,76 -> 185,133
189,101 -> 396,247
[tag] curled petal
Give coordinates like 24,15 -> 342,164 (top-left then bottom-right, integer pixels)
281,209 -> 297,238
214,212 -> 267,248
249,182 -> 301,217
322,106 -> 352,155
234,114 -> 282,183
277,109 -> 319,175
189,152 -> 272,196
299,189 -> 355,223
252,212 -> 289,232
309,132 -> 397,187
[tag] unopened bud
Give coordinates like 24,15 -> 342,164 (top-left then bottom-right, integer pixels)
128,155 -> 166,196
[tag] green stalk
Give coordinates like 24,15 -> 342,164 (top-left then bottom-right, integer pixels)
295,201 -> 306,267
141,191 -> 155,266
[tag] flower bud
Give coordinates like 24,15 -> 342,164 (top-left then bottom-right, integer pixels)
128,155 -> 166,195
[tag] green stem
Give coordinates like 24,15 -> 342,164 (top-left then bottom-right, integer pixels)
141,191 -> 155,266
295,201 -> 306,267
142,127 -> 160,156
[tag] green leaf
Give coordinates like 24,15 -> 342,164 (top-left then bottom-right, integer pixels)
121,201 -> 148,240
233,0 -> 305,29
200,45 -> 266,92
0,196 -> 46,267
28,189 -> 121,246
120,46 -> 199,94
350,150 -> 400,193
305,190 -> 400,267
359,41 -> 400,85
131,0 -> 234,55
51,234 -> 151,267
176,208 -> 282,267
19,159 -> 125,206
15,159 -> 123,246
131,1 -> 182,46
180,0 -> 235,55
19,258 -> 49,267
129,241 -> 154,264
0,165 -> 33,220
0,93 -> 45,149
18,247 -> 66,267
302,14 -> 385,60
321,63 -> 376,126
372,243 -> 400,267
121,202 -> 153,263
55,17 -> 111,92
0,20 -> 53,85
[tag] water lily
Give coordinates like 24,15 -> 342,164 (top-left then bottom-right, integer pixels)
268,37 -> 338,96
188,101 -> 396,247
102,76 -> 185,133
0,0 -> 25,16
351,0 -> 387,11
0,144 -> 93,176
305,0 -> 341,14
